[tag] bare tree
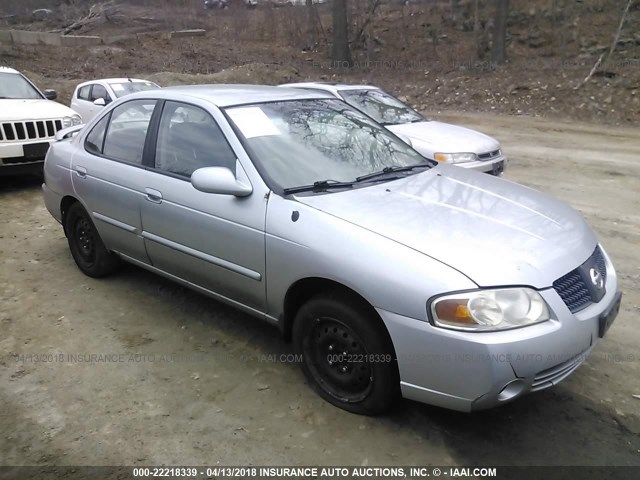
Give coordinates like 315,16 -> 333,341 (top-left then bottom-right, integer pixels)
305,0 -> 317,50
491,0 -> 509,64
332,0 -> 353,67
576,0 -> 634,90
450,0 -> 460,24
607,0 -> 633,58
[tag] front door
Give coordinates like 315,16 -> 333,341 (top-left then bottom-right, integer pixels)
139,100 -> 267,311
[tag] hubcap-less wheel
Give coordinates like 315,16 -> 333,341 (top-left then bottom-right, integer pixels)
293,293 -> 400,415
64,202 -> 120,278
304,317 -> 373,403
74,217 -> 96,262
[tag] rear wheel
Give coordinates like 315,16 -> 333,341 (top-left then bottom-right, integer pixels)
64,202 -> 120,277
293,292 -> 399,415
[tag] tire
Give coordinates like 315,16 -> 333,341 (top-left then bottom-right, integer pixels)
293,292 -> 400,415
64,202 -> 120,278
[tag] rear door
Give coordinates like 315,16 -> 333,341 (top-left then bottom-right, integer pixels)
71,99 -> 159,264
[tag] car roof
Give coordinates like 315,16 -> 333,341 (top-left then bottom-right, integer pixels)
76,78 -> 156,87
149,84 -> 335,107
280,82 -> 381,93
0,66 -> 20,74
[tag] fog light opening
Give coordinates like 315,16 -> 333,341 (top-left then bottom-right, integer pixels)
497,379 -> 526,402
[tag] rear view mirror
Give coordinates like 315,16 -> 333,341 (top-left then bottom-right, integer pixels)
43,89 -> 57,100
93,98 -> 106,107
191,167 -> 252,197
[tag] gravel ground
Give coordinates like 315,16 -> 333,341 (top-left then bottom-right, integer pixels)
1,112 -> 639,469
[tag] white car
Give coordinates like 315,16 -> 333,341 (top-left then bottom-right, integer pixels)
70,78 -> 160,123
0,66 -> 81,176
281,82 -> 507,175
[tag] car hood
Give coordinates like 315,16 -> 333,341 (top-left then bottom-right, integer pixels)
387,121 -> 500,156
295,165 -> 596,288
0,99 -> 76,121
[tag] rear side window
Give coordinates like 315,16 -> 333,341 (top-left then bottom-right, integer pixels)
101,100 -> 156,164
85,114 -> 110,154
77,85 -> 91,100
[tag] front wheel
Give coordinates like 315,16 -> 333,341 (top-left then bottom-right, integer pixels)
64,202 -> 120,277
293,292 -> 400,415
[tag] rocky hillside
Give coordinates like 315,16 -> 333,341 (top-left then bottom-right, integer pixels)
1,0 -> 638,125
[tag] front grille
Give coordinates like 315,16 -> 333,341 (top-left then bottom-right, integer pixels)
478,149 -> 501,160
553,246 -> 607,313
0,120 -> 63,142
553,270 -> 592,312
531,349 -> 589,391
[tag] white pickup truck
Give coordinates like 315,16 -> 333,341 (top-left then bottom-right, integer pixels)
0,67 -> 81,176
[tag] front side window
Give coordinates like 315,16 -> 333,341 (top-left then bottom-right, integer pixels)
225,99 -> 426,191
90,84 -> 110,102
101,100 -> 156,164
155,101 -> 236,178
340,89 -> 424,126
0,73 -> 43,100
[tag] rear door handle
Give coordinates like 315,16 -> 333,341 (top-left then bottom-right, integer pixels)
145,188 -> 163,204
75,166 -> 87,179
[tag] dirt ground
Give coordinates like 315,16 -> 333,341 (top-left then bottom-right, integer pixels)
0,112 -> 639,469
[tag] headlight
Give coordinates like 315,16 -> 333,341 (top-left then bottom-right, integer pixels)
430,287 -> 550,331
433,152 -> 478,164
62,115 -> 82,128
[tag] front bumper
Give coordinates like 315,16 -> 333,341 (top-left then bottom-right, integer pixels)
456,155 -> 507,176
0,140 -> 52,176
377,252 -> 619,412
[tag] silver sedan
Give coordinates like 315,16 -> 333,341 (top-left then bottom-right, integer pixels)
42,85 -> 621,415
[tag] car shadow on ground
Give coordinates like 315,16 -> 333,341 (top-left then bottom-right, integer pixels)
384,387 -> 640,467
0,174 -> 43,194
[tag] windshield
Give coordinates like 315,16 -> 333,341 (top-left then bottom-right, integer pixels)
0,73 -> 43,100
109,81 -> 159,98
225,99 -> 427,192
340,89 -> 424,126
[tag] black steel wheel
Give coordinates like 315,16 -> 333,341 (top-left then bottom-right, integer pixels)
64,202 -> 120,277
293,292 -> 400,415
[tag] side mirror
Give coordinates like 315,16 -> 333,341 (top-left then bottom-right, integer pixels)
93,98 -> 106,107
43,89 -> 57,100
191,167 -> 252,197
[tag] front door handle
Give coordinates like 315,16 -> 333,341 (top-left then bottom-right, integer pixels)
75,166 -> 87,179
145,188 -> 163,204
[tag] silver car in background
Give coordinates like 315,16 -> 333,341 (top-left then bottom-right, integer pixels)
281,82 -> 507,175
43,85 -> 621,415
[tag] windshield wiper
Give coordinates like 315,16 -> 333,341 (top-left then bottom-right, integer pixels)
355,162 -> 434,183
283,180 -> 354,195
